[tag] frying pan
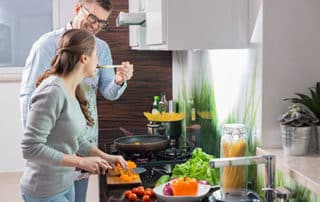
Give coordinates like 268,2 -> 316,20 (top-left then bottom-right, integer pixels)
114,135 -> 169,153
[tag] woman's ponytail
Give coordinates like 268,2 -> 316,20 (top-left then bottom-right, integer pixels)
76,85 -> 95,126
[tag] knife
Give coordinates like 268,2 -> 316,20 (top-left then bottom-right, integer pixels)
131,167 -> 146,174
107,167 -> 146,176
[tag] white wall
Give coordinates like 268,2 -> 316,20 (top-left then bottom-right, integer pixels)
261,0 -> 320,148
53,0 -> 77,29
0,82 -> 24,171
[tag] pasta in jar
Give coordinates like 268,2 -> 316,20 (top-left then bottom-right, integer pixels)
220,124 -> 248,194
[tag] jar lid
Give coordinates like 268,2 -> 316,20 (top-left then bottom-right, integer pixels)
222,123 -> 246,136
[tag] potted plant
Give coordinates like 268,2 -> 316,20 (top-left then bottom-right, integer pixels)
284,82 -> 320,152
284,82 -> 320,120
279,104 -> 318,156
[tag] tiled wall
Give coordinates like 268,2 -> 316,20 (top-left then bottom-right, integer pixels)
172,47 -> 262,190
172,48 -> 262,156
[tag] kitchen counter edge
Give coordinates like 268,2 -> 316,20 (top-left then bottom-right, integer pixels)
256,147 -> 320,196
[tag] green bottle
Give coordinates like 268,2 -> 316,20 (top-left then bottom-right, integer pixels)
152,96 -> 160,114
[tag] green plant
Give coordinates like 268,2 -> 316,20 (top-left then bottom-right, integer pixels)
284,82 -> 320,122
279,104 -> 318,127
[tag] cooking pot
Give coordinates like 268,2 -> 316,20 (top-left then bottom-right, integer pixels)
114,135 -> 169,153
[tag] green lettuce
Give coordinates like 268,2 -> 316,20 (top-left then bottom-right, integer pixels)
171,148 -> 219,185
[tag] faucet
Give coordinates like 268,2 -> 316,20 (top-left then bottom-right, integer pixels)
210,155 -> 276,202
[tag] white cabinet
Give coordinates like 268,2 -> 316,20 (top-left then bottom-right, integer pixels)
128,0 -> 249,50
128,0 -> 148,48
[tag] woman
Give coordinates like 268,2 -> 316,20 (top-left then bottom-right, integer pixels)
20,29 -> 127,202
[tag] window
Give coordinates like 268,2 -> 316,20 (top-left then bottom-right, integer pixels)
0,0 -> 52,68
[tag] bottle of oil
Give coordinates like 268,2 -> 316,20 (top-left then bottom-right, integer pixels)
159,92 -> 168,113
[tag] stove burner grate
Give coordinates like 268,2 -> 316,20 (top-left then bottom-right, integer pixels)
156,146 -> 192,160
106,142 -> 194,168
164,148 -> 181,156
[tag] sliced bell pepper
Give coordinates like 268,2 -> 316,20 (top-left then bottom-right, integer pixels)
171,177 -> 198,196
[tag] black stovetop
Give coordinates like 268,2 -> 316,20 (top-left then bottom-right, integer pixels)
99,143 -> 261,202
99,143 -> 195,201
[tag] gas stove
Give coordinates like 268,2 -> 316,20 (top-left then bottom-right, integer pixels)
102,143 -> 194,188
98,128 -> 196,201
108,143 -> 193,168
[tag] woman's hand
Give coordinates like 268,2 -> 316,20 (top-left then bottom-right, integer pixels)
77,156 -> 112,175
89,147 -> 128,169
107,154 -> 127,168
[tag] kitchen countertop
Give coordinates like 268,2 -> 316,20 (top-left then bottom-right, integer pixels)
99,171 -> 219,202
256,147 -> 320,196
99,167 -> 261,202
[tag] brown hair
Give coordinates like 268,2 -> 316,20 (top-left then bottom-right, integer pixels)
36,29 -> 95,126
79,0 -> 112,11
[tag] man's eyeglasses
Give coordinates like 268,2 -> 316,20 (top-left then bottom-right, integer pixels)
81,6 -> 109,29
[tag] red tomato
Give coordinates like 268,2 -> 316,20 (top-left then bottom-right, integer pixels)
124,190 -> 132,198
145,188 -> 155,197
128,193 -> 137,201
137,186 -> 145,196
132,187 -> 139,195
150,190 -> 155,197
142,195 -> 150,202
137,186 -> 145,190
144,190 -> 152,196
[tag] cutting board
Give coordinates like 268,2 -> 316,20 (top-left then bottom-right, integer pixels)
106,175 -> 142,186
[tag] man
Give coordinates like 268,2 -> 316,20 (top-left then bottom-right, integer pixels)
20,0 -> 133,201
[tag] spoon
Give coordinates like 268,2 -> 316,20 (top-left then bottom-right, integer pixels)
97,65 -> 123,69
97,64 -> 133,69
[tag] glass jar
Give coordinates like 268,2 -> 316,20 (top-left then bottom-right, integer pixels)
220,123 -> 248,195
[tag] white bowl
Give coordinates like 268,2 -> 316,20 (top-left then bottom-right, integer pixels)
153,183 -> 211,202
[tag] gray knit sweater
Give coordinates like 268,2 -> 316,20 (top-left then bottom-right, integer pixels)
20,76 -> 95,197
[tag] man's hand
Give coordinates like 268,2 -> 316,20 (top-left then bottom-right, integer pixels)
114,61 -> 134,85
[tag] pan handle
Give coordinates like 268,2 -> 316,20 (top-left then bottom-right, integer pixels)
119,127 -> 133,136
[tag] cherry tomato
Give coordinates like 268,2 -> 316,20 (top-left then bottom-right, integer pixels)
124,190 -> 132,198
132,187 -> 139,195
137,186 -> 145,196
144,190 -> 152,196
142,195 -> 150,202
137,186 -> 145,190
145,188 -> 155,197
128,193 -> 137,201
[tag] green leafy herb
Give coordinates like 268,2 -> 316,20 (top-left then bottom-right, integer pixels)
171,148 -> 219,185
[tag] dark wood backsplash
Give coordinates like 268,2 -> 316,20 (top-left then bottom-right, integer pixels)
96,0 -> 172,146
